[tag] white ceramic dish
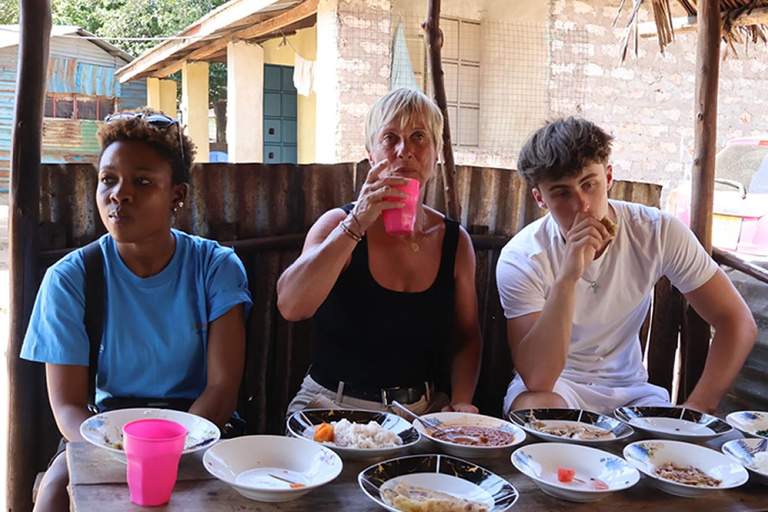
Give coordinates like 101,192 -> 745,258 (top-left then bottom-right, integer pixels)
722,438 -> 768,486
725,411 -> 768,439
615,406 -> 732,442
511,442 -> 639,503
286,408 -> 420,460
358,454 -> 518,512
203,435 -> 343,502
80,408 -> 219,463
412,412 -> 525,458
623,439 -> 749,498
509,408 -> 634,446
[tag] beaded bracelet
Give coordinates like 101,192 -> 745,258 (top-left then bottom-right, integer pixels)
340,220 -> 362,242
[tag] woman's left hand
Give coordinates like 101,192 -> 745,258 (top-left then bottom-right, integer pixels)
442,402 -> 478,414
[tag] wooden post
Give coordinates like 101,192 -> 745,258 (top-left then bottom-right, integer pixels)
7,2 -> 51,511
682,0 -> 720,402
424,0 -> 461,221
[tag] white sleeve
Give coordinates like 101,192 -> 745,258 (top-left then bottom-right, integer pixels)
660,212 -> 719,293
496,248 -> 548,319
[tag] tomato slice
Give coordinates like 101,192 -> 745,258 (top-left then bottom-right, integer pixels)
558,467 -> 576,483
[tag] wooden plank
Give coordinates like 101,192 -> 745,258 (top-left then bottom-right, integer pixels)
115,0 -> 287,83
141,0 -> 319,79
639,7 -> 768,38
68,440 -> 768,512
713,247 -> 768,285
424,0 -> 461,220
8,2 -> 52,512
647,277 -> 683,396
682,0 -> 721,402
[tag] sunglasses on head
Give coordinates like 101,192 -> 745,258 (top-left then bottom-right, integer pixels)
104,112 -> 185,163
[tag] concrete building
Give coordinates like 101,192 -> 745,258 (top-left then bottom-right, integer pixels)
115,0 -> 768,195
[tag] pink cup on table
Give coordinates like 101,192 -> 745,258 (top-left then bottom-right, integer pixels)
123,419 -> 187,507
381,178 -> 420,236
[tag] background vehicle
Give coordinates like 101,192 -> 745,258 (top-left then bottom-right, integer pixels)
667,137 -> 768,258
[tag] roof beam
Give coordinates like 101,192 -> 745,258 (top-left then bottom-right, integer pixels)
639,6 -> 768,38
116,0 -> 286,83
164,0 -> 318,75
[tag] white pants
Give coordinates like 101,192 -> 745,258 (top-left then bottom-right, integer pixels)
286,375 -> 448,419
503,374 -> 671,415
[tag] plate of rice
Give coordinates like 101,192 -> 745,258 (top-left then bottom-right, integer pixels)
722,438 -> 768,486
286,409 -> 420,460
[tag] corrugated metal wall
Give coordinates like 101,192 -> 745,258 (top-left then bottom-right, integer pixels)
32,162 -> 664,438
0,38 -> 147,178
0,48 -> 18,178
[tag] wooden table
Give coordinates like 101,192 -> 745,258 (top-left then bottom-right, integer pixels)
68,433 -> 768,512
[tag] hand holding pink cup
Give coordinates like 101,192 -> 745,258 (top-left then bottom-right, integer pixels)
381,178 -> 420,236
123,419 -> 187,506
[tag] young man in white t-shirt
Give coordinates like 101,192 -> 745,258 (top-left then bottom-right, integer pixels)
497,117 -> 756,415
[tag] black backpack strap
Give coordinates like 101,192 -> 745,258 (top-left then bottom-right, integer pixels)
82,240 -> 104,408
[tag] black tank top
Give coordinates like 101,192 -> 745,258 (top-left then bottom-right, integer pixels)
311,204 -> 460,389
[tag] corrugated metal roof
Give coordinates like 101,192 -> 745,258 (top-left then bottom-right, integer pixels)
0,25 -> 134,63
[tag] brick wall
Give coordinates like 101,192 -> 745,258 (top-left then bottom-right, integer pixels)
550,0 -> 768,198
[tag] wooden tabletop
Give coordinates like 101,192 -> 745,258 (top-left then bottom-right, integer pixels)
68,432 -> 768,512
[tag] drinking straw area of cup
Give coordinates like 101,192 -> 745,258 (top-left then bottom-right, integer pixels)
123,419 -> 187,441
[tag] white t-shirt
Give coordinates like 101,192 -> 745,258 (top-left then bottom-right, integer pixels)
496,200 -> 719,387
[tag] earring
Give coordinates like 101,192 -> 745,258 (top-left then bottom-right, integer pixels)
178,201 -> 184,208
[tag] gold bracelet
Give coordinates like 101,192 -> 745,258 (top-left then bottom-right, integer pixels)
350,210 -> 364,232
340,220 -> 362,242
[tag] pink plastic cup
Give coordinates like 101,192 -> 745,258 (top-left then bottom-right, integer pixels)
123,419 -> 187,507
381,178 -> 420,236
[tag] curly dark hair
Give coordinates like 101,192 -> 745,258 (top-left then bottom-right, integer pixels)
97,107 -> 196,184
517,117 -> 614,187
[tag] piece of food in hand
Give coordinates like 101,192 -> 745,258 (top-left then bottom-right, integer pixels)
599,216 -> 617,236
314,422 -> 335,443
558,467 -> 576,483
382,481 -> 489,512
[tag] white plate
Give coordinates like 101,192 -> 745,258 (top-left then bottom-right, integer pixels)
286,408 -> 420,460
203,435 -> 342,502
722,438 -> 768,486
80,408 -> 220,463
509,408 -> 634,445
725,411 -> 768,439
614,406 -> 732,442
623,439 -> 749,498
412,412 -> 525,458
358,454 -> 518,512
511,442 -> 639,503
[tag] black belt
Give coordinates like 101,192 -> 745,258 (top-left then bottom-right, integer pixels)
310,369 -> 431,405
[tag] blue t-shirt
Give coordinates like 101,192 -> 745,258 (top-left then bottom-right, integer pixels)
21,229 -> 253,410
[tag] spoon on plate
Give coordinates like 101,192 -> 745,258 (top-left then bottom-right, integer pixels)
390,401 -> 453,437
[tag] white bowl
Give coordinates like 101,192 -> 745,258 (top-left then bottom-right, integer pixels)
358,454 -> 518,512
623,440 -> 749,498
203,435 -> 343,502
80,408 -> 220,463
511,442 -> 639,503
725,411 -> 768,439
286,408 -> 420,460
615,406 -> 732,442
509,408 -> 634,445
412,412 -> 525,458
722,438 -> 768,486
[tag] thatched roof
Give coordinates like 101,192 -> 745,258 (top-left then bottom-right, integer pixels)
618,0 -> 768,61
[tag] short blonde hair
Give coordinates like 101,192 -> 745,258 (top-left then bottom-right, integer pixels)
365,88 -> 444,155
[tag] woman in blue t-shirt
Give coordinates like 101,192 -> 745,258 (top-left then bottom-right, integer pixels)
22,108 -> 252,512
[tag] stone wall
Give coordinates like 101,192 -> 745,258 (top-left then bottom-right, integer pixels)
550,0 -> 768,198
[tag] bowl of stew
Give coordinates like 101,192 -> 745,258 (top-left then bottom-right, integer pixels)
412,412 -> 525,458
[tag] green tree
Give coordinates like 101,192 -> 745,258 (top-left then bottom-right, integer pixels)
0,0 -> 19,24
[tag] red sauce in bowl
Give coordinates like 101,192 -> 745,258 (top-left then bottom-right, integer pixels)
432,426 -> 517,446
